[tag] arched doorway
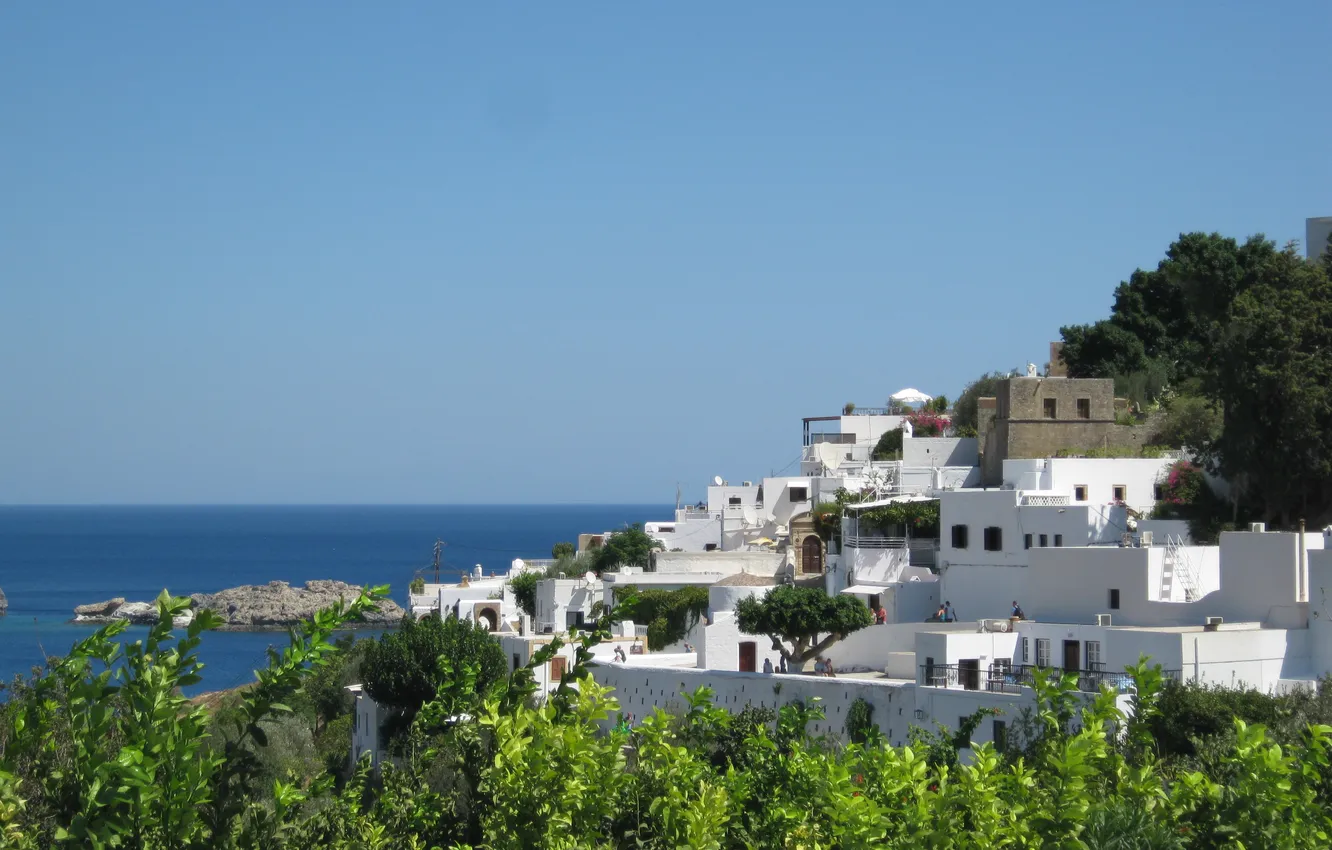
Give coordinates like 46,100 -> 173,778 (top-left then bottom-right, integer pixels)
478,608 -> 498,632
801,535 -> 823,574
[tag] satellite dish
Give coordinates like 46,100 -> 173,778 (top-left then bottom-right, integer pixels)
583,571 -> 596,584
714,475 -> 724,486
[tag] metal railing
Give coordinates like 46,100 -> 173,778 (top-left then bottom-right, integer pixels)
920,664 -> 1182,694
809,433 -> 857,445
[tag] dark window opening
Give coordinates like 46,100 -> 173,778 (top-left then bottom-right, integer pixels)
1039,534 -> 1048,547
1113,485 -> 1126,503
1109,588 -> 1120,609
993,719 -> 1007,751
1054,534 -> 1063,547
1024,533 -> 1032,550
951,524 -> 969,549
704,543 -> 718,551
789,487 -> 808,502
728,496 -> 742,506
1074,485 -> 1087,501
513,653 -> 521,671
1043,398 -> 1058,419
983,526 -> 1003,551
1076,398 -> 1091,419
1154,484 -> 1164,500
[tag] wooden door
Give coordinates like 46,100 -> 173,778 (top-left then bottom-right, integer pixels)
959,658 -> 980,691
738,641 -> 757,672
1062,640 -> 1080,671
801,535 -> 823,574
550,655 -> 567,683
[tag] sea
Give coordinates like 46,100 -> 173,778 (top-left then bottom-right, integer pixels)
0,505 -> 669,696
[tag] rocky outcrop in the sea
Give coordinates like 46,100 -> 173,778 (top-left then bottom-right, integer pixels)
0,586 -> 7,616
72,580 -> 401,630
72,598 -> 193,627
190,580 -> 405,629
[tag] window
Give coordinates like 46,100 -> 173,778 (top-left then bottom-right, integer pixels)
566,611 -> 586,628
728,496 -> 742,506
789,486 -> 808,502
983,526 -> 1003,551
993,719 -> 1008,751
1043,398 -> 1058,419
1076,398 -> 1091,419
1054,534 -> 1063,547
1074,485 -> 1088,501
1113,485 -> 1126,503
513,653 -> 521,671
1021,637 -> 1030,664
1024,533 -> 1032,550
958,718 -> 971,745
1108,588 -> 1120,609
1038,534 -> 1048,548
1036,638 -> 1051,668
704,543 -> 718,551
1086,640 -> 1102,670
951,524 -> 969,549
657,525 -> 675,533
1154,484 -> 1164,500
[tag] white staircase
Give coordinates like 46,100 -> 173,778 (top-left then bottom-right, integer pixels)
1160,534 -> 1202,602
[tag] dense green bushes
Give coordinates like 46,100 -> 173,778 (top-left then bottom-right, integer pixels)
6,594 -> 1332,847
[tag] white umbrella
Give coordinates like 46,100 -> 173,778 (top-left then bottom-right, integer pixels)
890,387 -> 933,405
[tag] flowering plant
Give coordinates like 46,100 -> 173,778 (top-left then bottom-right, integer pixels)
907,410 -> 950,437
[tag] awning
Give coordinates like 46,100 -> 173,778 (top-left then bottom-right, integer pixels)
840,585 -> 889,595
843,495 -> 936,511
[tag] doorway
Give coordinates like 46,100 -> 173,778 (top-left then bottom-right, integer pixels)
801,535 -> 823,574
958,658 -> 980,691
738,641 -> 757,672
550,655 -> 567,683
1062,640 -> 1081,671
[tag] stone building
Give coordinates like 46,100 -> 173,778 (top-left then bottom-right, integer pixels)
978,377 -> 1149,485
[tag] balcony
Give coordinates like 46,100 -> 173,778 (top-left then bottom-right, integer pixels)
919,663 -> 1182,695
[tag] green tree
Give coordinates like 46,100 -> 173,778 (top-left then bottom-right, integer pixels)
952,371 -> 1008,434
361,613 -> 507,736
551,541 -> 575,559
508,570 -> 540,619
593,523 -> 663,574
871,427 -> 903,460
1202,244 -> 1332,524
614,586 -> 709,650
734,585 -> 873,671
1152,394 -> 1222,451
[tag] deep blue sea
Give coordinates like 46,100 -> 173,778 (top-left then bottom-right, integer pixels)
0,505 -> 669,695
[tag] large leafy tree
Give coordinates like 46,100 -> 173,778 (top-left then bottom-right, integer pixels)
952,371 -> 1010,435
735,585 -> 874,671
508,570 -> 540,619
361,612 -> 507,734
614,585 -> 710,650
1201,245 -> 1332,524
593,523 -> 664,574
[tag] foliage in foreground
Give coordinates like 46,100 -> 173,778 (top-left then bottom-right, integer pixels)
6,596 -> 1332,848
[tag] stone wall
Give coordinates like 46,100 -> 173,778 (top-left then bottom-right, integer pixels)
1001,377 -> 1115,422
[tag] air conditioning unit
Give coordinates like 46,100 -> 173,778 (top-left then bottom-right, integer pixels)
1140,531 -> 1153,546
1205,616 -> 1224,627
742,481 -> 753,487
1096,613 -> 1112,627
1250,523 -> 1266,533
979,619 -> 1010,633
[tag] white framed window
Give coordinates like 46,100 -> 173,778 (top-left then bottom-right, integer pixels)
1086,640 -> 1102,670
1021,637 -> 1029,663
1035,638 -> 1051,668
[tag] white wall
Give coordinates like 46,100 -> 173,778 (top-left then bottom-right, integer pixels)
651,551 -> 784,575
940,490 -> 1024,567
1042,457 -> 1176,513
904,437 -> 979,468
940,564 -> 1028,623
839,414 -> 906,447
699,612 -> 784,672
645,516 -> 721,553
534,579 -> 602,632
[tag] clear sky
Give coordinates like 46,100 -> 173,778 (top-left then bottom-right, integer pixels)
2,3 -> 1329,505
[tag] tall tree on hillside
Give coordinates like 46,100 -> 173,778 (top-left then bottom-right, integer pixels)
735,585 -> 874,672
952,371 -> 1009,435
1201,245 -> 1332,525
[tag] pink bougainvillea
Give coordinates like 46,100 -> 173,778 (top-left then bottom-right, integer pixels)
907,410 -> 950,438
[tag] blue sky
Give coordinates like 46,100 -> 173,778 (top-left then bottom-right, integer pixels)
2,3 -> 1329,504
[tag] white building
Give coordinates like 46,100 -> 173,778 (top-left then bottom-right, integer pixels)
1307,216 -> 1332,260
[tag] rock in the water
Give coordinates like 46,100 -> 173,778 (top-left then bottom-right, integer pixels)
74,597 -> 126,617
189,580 -> 404,629
113,601 -> 159,625
0,586 -> 7,615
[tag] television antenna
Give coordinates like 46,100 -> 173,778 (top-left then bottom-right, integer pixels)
431,539 -> 446,583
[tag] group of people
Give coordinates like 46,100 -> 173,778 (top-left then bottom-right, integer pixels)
761,655 -> 790,674
932,600 -> 958,622
811,656 -> 837,676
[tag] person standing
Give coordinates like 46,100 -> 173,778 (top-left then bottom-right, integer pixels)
779,655 -> 788,674
875,605 -> 887,625
763,657 -> 774,674
944,601 -> 957,622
